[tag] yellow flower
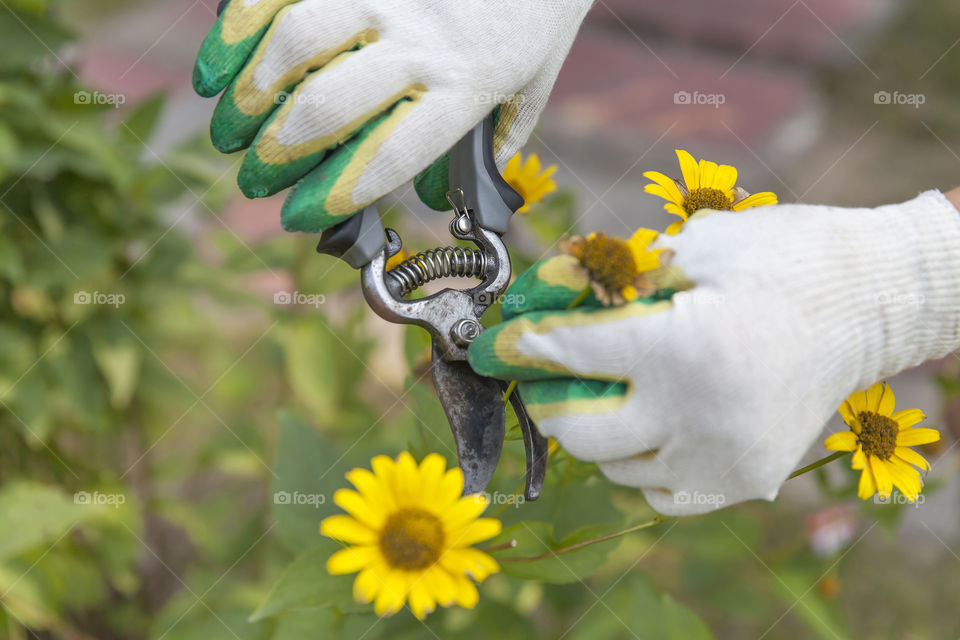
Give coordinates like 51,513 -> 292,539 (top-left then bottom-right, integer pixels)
825,381 -> 940,502
321,452 -> 502,619
502,152 -> 557,214
643,149 -> 778,234
385,248 -> 411,271
560,228 -> 669,306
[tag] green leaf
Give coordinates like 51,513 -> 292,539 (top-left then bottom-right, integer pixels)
0,482 -> 105,561
271,410 -> 349,553
250,542 -> 360,621
120,93 -> 167,147
91,337 -> 141,410
492,522 -> 621,584
768,568 -> 851,640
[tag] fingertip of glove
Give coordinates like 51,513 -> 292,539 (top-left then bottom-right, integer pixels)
192,59 -> 230,98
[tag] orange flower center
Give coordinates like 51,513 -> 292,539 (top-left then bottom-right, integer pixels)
856,411 -> 898,460
380,508 -> 445,570
683,187 -> 732,215
578,234 -> 638,292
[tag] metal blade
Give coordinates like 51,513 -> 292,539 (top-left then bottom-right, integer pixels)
506,385 -> 549,501
431,343 -> 504,495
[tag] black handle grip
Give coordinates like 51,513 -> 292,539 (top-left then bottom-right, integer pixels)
315,205 -> 386,269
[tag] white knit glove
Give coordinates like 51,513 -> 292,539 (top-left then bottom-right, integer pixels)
194,0 -> 593,232
469,191 -> 960,515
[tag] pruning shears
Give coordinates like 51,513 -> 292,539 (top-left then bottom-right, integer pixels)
315,113 -> 549,500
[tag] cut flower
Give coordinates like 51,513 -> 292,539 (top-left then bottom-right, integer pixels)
560,228 -> 669,306
321,452 -> 501,619
502,152 -> 557,214
825,381 -> 939,502
644,149 -> 778,234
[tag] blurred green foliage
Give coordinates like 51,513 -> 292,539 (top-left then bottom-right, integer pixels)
0,3 -> 957,640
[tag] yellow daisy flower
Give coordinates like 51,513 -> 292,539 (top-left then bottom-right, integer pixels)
560,228 -> 670,306
825,381 -> 940,502
643,149 -> 778,234
385,248 -> 411,271
321,452 -> 502,620
502,152 -> 558,214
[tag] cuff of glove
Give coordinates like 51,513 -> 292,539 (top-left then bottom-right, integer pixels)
805,190 -> 960,386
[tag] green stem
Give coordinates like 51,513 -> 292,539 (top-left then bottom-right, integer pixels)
497,515 -> 672,563
788,451 -> 849,479
501,286 -> 592,406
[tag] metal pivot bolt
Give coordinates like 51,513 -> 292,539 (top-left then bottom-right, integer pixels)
451,318 -> 482,346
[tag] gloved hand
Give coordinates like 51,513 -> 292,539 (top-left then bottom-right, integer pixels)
469,191 -> 960,515
193,0 -> 593,233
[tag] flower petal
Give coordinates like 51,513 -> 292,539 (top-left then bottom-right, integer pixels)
838,400 -> 860,432
698,160 -> 718,191
353,566 -> 384,603
893,408 -> 925,429
857,464 -> 877,500
407,580 -> 436,620
824,431 -> 858,452
731,192 -> 778,210
894,446 -> 931,473
347,466 -> 394,511
444,494 -> 490,531
851,447 -> 867,470
664,203 -> 687,220
877,382 -> 896,416
644,183 -> 683,205
321,515 -> 378,545
714,164 -> 738,192
897,427 -> 940,447
664,220 -> 684,235
435,468 -> 465,508
886,457 -> 923,501
393,451 -> 421,506
643,171 -> 685,205
869,456 -> 893,498
423,566 -> 458,607
334,489 -> 386,529
373,569 -> 411,617
327,545 -> 380,575
865,382 -> 886,413
442,548 -> 500,582
846,390 -> 868,416
676,149 -> 700,191
451,574 -> 479,609
447,517 -> 502,547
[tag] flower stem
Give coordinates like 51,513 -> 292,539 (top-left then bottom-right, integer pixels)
502,286 -> 592,406
788,451 -> 850,479
496,515 -> 672,563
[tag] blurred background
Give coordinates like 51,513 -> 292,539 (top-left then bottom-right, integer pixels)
3,0 -> 960,637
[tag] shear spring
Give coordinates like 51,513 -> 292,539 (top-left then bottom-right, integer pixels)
388,246 -> 487,296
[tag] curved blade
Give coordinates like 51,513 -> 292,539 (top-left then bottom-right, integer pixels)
431,343 -> 504,495
505,385 -> 549,501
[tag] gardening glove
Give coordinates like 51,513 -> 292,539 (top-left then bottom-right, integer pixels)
469,190 -> 960,516
193,0 -> 593,233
